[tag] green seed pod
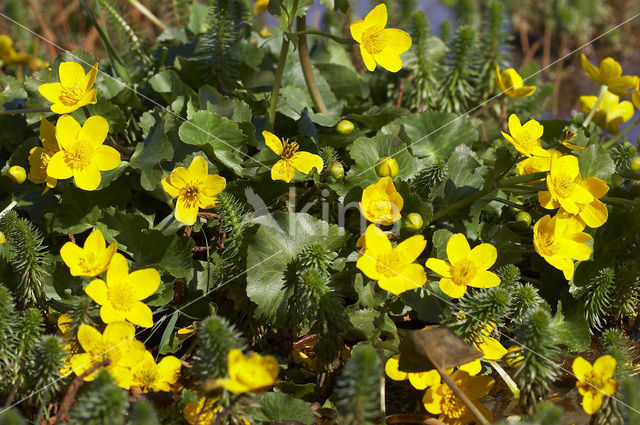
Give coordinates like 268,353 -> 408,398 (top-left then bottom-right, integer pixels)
375,157 -> 399,178
515,211 -> 532,229
631,156 -> 640,173
336,120 -> 355,135
328,161 -> 345,180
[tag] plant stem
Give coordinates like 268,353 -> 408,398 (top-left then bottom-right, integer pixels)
268,0 -> 299,128
583,84 -> 608,128
0,107 -> 50,115
601,196 -> 640,208
499,172 -> 547,186
487,359 -> 520,398
297,16 -> 329,115
602,115 -> 640,149
295,29 -> 357,45
429,189 -> 492,224
124,0 -> 167,30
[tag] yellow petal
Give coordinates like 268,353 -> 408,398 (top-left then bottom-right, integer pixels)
408,369 -> 440,389
469,243 -> 497,271
78,115 -> 109,146
578,199 -> 608,228
74,163 -> 102,191
468,271 -> 501,288
201,174 -> 226,197
291,151 -> 324,174
40,116 -> 58,151
85,279 -> 108,305
439,277 -> 467,298
101,303 -> 127,323
459,359 -> 482,376
507,114 -> 522,135
425,258 -> 452,278
59,61 -> 87,87
350,20 -> 366,44
593,355 -> 617,379
378,263 -> 426,295
60,242 -> 85,276
356,252 -> 383,280
263,131 -> 283,155
102,321 -> 136,347
166,167 -> 189,189
538,190 -> 559,209
478,336 -> 507,360
580,54 -> 601,82
447,233 -> 471,265
360,45 -> 377,72
422,385 -> 444,414
599,57 -> 622,82
126,302 -> 154,328
364,3 -> 387,28
385,355 -> 408,381
582,391 -> 604,415
521,119 -> 545,141
394,234 -> 426,264
38,82 -> 63,104
188,156 -> 209,178
55,114 -> 82,150
512,86 -> 536,97
85,63 -> 98,90
162,177 -> 181,198
271,159 -> 295,182
110,365 -> 134,390
363,223 -> 392,256
107,253 -> 130,284
176,196 -> 199,225
77,324 -> 104,354
129,268 -> 161,300
46,152 -> 73,180
94,145 -> 121,171
155,355 -> 181,389
383,28 -> 412,54
373,51 -> 403,73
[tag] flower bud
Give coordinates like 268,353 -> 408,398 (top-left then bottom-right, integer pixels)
328,161 -> 345,180
336,119 -> 355,135
8,165 -> 26,184
514,211 -> 532,229
403,213 -> 424,231
258,26 -> 272,38
375,157 -> 399,178
631,156 -> 640,173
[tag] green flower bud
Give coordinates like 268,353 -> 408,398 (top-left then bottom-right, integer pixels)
8,165 -> 26,184
375,157 -> 399,178
258,26 -> 272,38
515,211 -> 532,229
336,120 -> 355,135
631,156 -> 640,173
403,213 -> 424,231
328,161 -> 345,180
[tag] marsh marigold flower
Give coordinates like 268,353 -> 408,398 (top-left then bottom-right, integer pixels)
580,54 -> 638,96
263,130 -> 323,183
538,154 -> 609,228
253,0 -> 269,14
458,322 -> 507,376
385,354 -> 441,390
533,214 -> 592,280
84,253 -> 161,328
69,322 -> 146,389
495,66 -> 536,98
39,61 -> 98,114
46,114 -> 121,191
502,114 -> 550,158
426,234 -> 500,299
162,156 -> 226,226
356,224 -> 426,295
131,350 -> 181,392
350,4 -> 412,73
214,349 -> 279,393
423,370 -> 494,425
60,229 -> 117,277
632,88 -> 640,110
0,35 -> 30,66
183,397 -> 221,425
28,117 -> 60,190
579,91 -> 633,134
360,177 -> 404,225
573,355 -> 618,415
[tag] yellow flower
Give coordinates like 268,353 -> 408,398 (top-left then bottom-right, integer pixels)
356,224 -> 426,295
253,0 -> 269,14
263,131 -> 324,183
0,232 -> 5,244
46,114 -> 121,191
162,156 -> 226,226
0,35 -> 30,66
350,4 -> 412,73
385,355 -> 441,390
501,114 -> 550,158
572,355 -> 618,415
459,322 -> 507,375
580,54 -> 638,96
538,154 -> 609,228
60,229 -> 117,277
579,91 -> 634,134
214,348 -> 279,393
131,350 -> 181,392
633,88 -> 640,110
359,177 -> 404,225
38,61 -> 98,114
423,370 -> 494,425
533,213 -> 592,280
28,117 -> 60,190
84,253 -> 161,328
504,346 -> 524,369
495,66 -> 536,98
183,397 -> 221,425
425,234 -> 500,299
560,128 -> 586,151
69,322 -> 146,389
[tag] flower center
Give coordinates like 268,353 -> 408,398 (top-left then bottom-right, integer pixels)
376,252 -> 402,277
537,230 -> 560,256
577,371 -> 603,394
60,83 -> 85,106
451,258 -> 477,285
441,389 -> 466,419
552,173 -> 575,198
362,26 -> 386,55
281,139 -> 299,160
78,252 -> 99,272
64,142 -> 94,171
180,184 -> 201,206
135,365 -> 158,389
107,283 -> 136,312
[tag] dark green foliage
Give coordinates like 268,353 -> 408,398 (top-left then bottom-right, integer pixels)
335,343 -> 382,425
440,20 -> 452,44
411,159 -> 448,197
513,309 -> 560,416
609,142 -> 637,170
600,329 -> 636,377
478,0 -> 511,96
437,25 -> 481,113
581,268 -> 615,330
0,211 -> 49,306
192,314 -> 246,383
14,308 -> 44,367
619,376 -> 640,425
450,287 -> 511,345
94,0 -> 148,66
455,0 -> 480,28
509,283 -> 544,323
496,264 -> 521,288
408,11 -> 438,110
320,146 -> 340,166
0,284 -> 17,379
168,0 -> 191,28
0,409 -> 26,425
128,399 -> 160,425
214,192 -> 249,263
70,370 -> 129,425
299,243 -> 335,272
22,335 -> 66,410
611,259 -> 639,321
595,396 -> 623,425
61,296 -> 97,352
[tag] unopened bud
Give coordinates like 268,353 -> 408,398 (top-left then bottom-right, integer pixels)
328,161 -> 345,179
404,213 -> 424,231
8,165 -> 26,184
258,26 -> 272,38
336,119 -> 355,135
631,156 -> 640,173
375,157 -> 399,178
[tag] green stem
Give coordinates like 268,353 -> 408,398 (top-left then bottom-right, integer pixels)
603,116 -> 640,149
268,0 -> 299,128
499,185 -> 542,193
583,84 -> 608,128
618,169 -> 640,180
429,189 -> 492,224
297,16 -> 329,115
486,359 -> 520,398
0,107 -> 50,115
499,172 -> 547,186
601,196 -> 640,208
493,197 -> 527,210
295,29 -> 357,45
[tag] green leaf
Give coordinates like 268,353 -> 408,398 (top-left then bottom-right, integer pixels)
577,144 -> 616,185
130,119 -> 174,191
315,63 -> 369,99
178,110 -> 245,175
393,111 -> 478,164
70,99 -> 126,134
149,70 -> 197,105
250,392 -> 315,425
246,212 -> 347,320
0,76 -> 27,109
550,301 -> 591,352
